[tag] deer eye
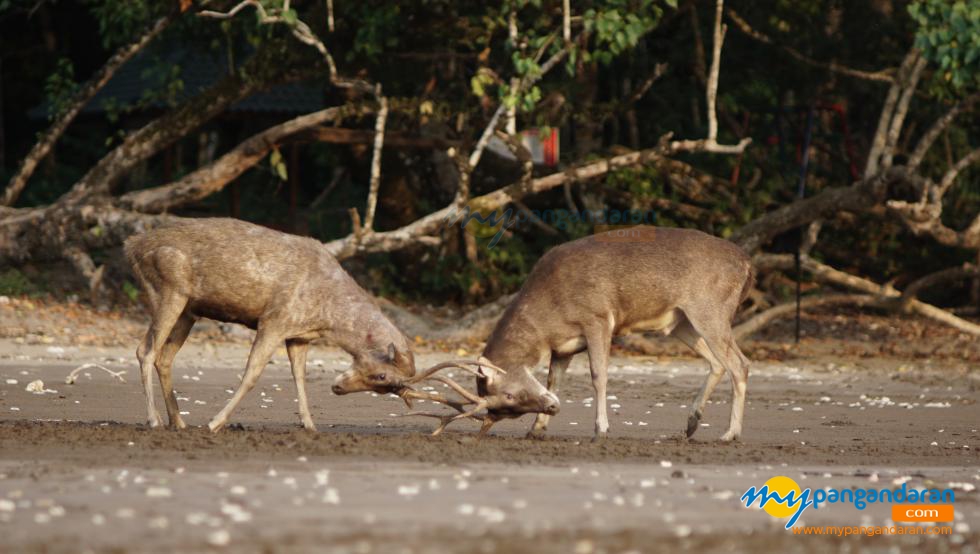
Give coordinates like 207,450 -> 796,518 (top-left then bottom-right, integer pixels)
505,393 -> 514,401
371,373 -> 386,381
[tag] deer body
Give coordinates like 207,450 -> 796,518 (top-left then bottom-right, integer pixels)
481,226 -> 752,441
125,218 -> 414,432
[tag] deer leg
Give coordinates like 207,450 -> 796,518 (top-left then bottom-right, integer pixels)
717,338 -> 749,442
671,319 -> 726,438
135,331 -> 161,428
529,353 -> 572,437
683,312 -> 749,442
208,327 -> 282,433
138,290 -> 188,428
585,328 -> 612,442
155,312 -> 195,430
286,339 -> 315,431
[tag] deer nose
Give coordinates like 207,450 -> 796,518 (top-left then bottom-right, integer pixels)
331,383 -> 345,395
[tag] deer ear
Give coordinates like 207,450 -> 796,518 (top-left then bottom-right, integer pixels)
394,348 -> 414,372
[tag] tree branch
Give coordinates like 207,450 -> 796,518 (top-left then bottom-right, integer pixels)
363,92 -> 388,231
323,146 -> 671,258
755,253 -> 980,335
118,105 -> 353,213
669,0 -> 751,155
200,0 -> 371,93
1,13 -> 175,207
881,54 -> 927,168
726,8 -> 895,83
63,42 -> 291,202
733,293 -> 877,341
730,167 -> 903,253
908,92 -> 980,172
864,49 -> 921,178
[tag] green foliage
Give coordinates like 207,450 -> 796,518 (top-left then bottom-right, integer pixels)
909,0 -> 980,92
121,281 -> 140,303
85,0 -> 158,48
580,1 -> 663,65
269,148 -> 289,181
0,269 -> 43,297
42,58 -> 78,120
349,3 -> 401,60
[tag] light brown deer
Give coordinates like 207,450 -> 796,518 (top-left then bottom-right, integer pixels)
419,226 -> 753,441
124,218 -> 425,432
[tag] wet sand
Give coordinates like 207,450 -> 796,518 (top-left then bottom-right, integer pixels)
1,340 -> 978,552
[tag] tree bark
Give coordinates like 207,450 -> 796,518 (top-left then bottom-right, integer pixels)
62,39 -> 294,204
730,167 -> 901,253
755,253 -> 980,335
119,105 -> 354,213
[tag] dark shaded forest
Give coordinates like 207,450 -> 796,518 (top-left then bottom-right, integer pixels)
0,0 -> 978,338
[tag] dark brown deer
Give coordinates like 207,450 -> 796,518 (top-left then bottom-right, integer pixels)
124,218 -> 423,432
418,226 -> 753,441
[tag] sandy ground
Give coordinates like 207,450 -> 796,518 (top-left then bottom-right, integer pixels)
0,334 -> 978,553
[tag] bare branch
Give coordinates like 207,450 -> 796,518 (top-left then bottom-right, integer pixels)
755,253 -> 980,335
901,263 -> 979,310
669,0 -> 751,156
324,146 -> 671,258
200,0 -> 371,93
734,294 -> 877,341
908,92 -> 980,171
881,55 -> 927,168
731,166 -> 912,253
119,105 -> 352,213
706,0 -> 724,142
562,0 -> 571,43
363,92 -> 388,231
1,13 -> 174,206
939,147 -> 980,196
726,8 -> 895,83
864,50 -> 921,178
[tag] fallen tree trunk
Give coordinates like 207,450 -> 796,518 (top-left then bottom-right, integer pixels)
754,253 -> 980,335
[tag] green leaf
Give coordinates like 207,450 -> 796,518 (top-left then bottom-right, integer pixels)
270,148 -> 288,181
122,281 -> 140,303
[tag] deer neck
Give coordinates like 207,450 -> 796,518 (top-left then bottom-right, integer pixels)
321,296 -> 406,361
482,309 -> 546,371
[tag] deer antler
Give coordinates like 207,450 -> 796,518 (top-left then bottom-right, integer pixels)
401,398 -> 493,436
397,358 -> 508,435
404,358 -> 507,385
397,387 -> 469,411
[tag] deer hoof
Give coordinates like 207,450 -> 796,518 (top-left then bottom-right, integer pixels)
591,431 -> 607,444
719,430 -> 740,442
686,412 -> 701,438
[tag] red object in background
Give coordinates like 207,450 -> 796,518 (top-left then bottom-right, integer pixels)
521,128 -> 560,167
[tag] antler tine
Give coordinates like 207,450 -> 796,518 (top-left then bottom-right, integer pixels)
401,399 -> 489,436
429,375 -> 483,405
405,361 -> 484,384
399,389 -> 470,412
475,356 -> 507,374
